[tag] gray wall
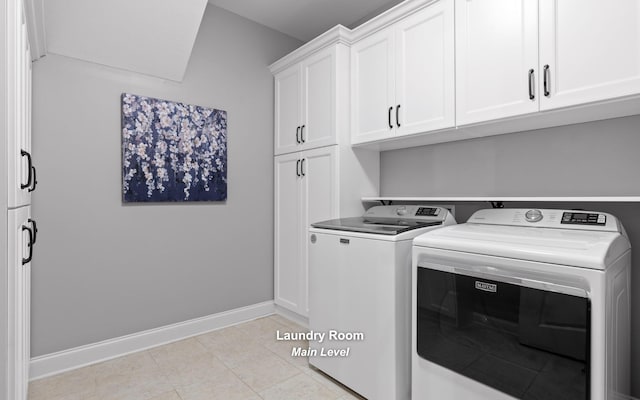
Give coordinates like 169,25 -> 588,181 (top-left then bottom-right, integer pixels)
30,5 -> 301,356
380,114 -> 640,396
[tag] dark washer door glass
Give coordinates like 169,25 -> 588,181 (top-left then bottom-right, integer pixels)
416,268 -> 590,400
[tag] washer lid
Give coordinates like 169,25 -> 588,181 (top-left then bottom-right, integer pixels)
311,205 -> 452,236
311,217 -> 443,235
413,222 -> 630,270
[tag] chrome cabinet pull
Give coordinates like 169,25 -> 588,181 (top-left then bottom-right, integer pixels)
543,65 -> 550,97
528,69 -> 535,100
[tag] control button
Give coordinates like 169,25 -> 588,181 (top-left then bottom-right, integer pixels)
396,207 -> 407,216
525,209 -> 543,223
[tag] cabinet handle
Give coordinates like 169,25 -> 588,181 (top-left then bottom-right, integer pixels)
20,149 -> 33,189
300,125 -> 305,143
21,225 -> 33,265
28,218 -> 38,244
528,69 -> 535,100
28,165 -> 37,192
296,159 -> 301,177
396,104 -> 401,128
301,158 -> 306,176
296,126 -> 301,144
388,107 -> 393,129
543,65 -> 550,97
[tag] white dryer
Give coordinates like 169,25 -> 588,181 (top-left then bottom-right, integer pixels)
308,205 -> 455,400
412,208 -> 631,400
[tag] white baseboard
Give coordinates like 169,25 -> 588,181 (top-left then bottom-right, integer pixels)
30,300 -> 275,381
273,304 -> 309,329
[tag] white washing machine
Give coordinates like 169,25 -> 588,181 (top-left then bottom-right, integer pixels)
412,208 -> 631,400
308,205 -> 456,400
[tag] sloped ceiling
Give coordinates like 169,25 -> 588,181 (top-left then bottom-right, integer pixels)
207,0 -> 404,42
43,0 -> 208,81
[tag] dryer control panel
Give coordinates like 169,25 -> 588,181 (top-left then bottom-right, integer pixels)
467,208 -> 620,232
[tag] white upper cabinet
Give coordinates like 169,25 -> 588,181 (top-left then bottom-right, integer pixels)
395,2 -> 455,136
539,0 -> 640,110
352,0 -> 455,144
456,0 -> 539,126
275,45 -> 340,155
7,1 -> 34,209
457,0 -> 640,127
351,27 -> 395,143
302,49 -> 337,151
274,64 -> 301,155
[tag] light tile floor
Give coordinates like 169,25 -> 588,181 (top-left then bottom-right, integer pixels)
29,315 -> 366,400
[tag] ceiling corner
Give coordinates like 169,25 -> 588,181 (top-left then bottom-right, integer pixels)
23,0 -> 47,61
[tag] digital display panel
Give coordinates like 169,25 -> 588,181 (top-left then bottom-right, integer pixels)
561,212 -> 606,225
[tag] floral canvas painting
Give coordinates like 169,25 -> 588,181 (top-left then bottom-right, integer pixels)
121,93 -> 227,202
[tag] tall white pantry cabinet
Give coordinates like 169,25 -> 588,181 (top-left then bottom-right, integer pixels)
271,28 -> 379,319
2,0 -> 38,398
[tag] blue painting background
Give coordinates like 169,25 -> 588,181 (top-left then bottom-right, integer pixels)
121,93 -> 227,202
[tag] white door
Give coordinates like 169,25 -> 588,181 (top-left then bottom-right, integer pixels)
539,0 -> 640,110
274,153 -> 302,312
7,2 -> 32,208
455,0 -> 539,125
299,145 -> 337,316
300,47 -> 336,151
7,206 -> 32,400
395,0 -> 455,136
351,27 -> 395,144
274,64 -> 301,155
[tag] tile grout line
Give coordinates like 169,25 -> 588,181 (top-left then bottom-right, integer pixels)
234,316 -> 306,397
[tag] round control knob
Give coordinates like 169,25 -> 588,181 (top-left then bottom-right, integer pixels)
525,209 -> 543,223
396,207 -> 407,216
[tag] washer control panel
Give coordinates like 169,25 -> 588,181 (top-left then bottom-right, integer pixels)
561,212 -> 606,226
365,205 -> 448,221
415,207 -> 439,217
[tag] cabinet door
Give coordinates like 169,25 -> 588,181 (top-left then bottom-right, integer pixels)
539,0 -> 640,110
274,153 -> 302,312
456,0 -> 539,125
8,4 -> 32,208
8,206 -> 31,400
300,47 -> 337,151
395,0 -> 455,136
351,27 -> 395,144
299,146 -> 338,316
274,64 -> 301,155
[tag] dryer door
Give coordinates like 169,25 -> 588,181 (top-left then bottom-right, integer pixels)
416,264 -> 590,400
